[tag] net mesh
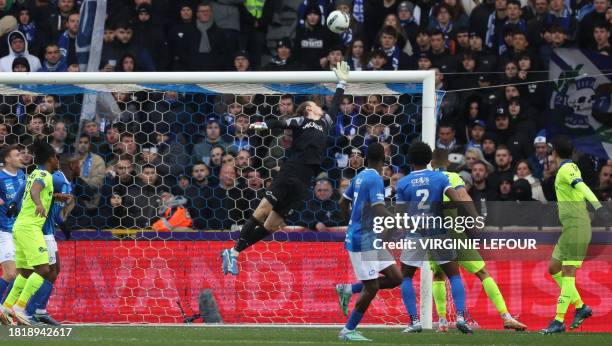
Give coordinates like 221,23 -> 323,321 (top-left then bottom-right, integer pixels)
0,82 -> 433,324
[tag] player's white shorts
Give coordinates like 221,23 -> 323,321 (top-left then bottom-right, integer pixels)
44,235 -> 58,265
348,250 -> 396,281
0,231 -> 15,263
399,234 -> 455,268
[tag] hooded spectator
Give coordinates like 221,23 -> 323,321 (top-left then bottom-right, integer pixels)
294,5 -> 336,71
265,37 -> 303,71
132,3 -> 168,69
166,2 -> 200,71
0,30 -> 41,72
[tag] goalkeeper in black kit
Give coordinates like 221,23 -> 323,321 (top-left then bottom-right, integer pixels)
221,62 -> 350,275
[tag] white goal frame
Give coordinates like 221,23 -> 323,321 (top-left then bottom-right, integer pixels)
0,70 -> 436,328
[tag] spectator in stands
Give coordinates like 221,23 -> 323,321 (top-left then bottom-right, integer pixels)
496,177 -> 513,202
545,0 -> 575,40
277,94 -> 296,119
488,145 -> 514,188
227,113 -> 254,155
102,155 -> 135,203
125,164 -> 167,228
591,22 -> 611,55
20,114 -> 49,147
414,28 -> 431,55
58,12 -> 79,66
398,1 -> 418,48
579,0 -> 609,48
321,46 -> 345,71
368,49 -> 390,70
211,0 -> 241,57
383,13 -> 412,54
235,149 -> 252,176
102,21 -> 155,71
265,37 -> 303,71
16,6 -> 49,58
76,133 -> 106,189
40,43 -> 67,72
301,179 -> 343,231
428,4 -> 457,49
436,122 -> 463,153
481,133 -> 497,165
138,146 -> 170,180
190,161 -> 210,188
294,5 -> 333,71
132,4 -> 167,70
116,53 -> 136,72
460,147 -> 493,173
82,119 -> 105,152
376,25 -> 414,70
539,25 -> 569,70
246,169 -> 264,190
346,38 -> 367,71
44,0 -> 77,40
192,117 -> 228,165
485,0 -> 509,54
0,31 -> 41,72
50,120 -> 70,155
99,192 -> 131,229
11,56 -> 29,72
514,159 -> 546,202
343,147 -> 364,179
167,2 -> 199,71
219,163 -> 237,190
528,131 -> 548,180
194,2 -> 228,71
233,50 -> 251,71
469,160 -> 497,213
466,119 -> 486,150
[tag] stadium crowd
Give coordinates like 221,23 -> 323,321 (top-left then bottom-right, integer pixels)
0,0 -> 611,232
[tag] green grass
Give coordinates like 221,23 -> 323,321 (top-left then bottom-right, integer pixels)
1,326 -> 611,346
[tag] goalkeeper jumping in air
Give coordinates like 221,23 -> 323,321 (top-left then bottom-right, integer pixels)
221,61 -> 349,276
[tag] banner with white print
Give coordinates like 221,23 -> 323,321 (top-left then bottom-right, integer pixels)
549,48 -> 612,159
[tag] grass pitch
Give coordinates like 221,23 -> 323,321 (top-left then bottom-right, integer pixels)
1,325 -> 611,346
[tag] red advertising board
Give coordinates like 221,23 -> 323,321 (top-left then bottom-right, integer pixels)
29,241 -> 612,330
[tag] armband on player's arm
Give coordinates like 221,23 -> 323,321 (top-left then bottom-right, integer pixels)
574,181 -> 602,210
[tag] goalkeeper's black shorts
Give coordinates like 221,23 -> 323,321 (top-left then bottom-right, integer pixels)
264,162 -> 319,218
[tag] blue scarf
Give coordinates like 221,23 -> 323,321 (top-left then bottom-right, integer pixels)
82,153 -> 93,178
335,111 -> 358,137
19,22 -> 36,46
400,17 -> 416,29
353,0 -> 364,23
341,28 -> 353,47
437,22 -> 454,49
546,8 -> 572,35
385,45 -> 401,70
58,31 -> 71,59
40,58 -> 67,72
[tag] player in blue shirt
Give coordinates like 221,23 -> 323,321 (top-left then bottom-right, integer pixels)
336,143 -> 402,341
396,142 -> 480,334
8,170 -> 72,325
0,145 -> 26,307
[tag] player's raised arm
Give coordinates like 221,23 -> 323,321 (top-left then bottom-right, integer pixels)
325,61 -> 349,124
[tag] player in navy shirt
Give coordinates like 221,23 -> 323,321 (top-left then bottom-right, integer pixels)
396,142 -> 480,334
336,143 -> 402,341
0,145 -> 26,304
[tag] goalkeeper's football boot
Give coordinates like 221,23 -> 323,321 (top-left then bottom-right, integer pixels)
338,329 -> 371,341
402,320 -> 423,333
34,312 -> 61,326
335,284 -> 352,316
456,320 -> 474,334
503,315 -> 527,331
437,318 -> 449,332
541,320 -> 565,334
221,249 -> 239,276
570,305 -> 592,330
0,305 -> 14,325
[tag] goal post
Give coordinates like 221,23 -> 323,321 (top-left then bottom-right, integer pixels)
0,71 -> 436,327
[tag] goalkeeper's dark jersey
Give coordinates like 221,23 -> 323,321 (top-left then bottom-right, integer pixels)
264,87 -> 344,165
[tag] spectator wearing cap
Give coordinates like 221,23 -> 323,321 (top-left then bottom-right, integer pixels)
294,5 -> 335,71
528,130 -> 548,180
398,1 -> 419,48
0,30 -> 41,72
233,50 -> 251,71
297,0 -> 329,28
466,119 -> 487,150
376,25 -> 414,70
578,0 -> 609,49
167,2 -> 200,71
265,37 -> 303,71
192,117 -> 229,166
545,0 -> 576,40
591,23 -> 611,55
429,30 -> 458,73
132,3 -> 168,70
488,106 -> 529,160
482,132 -> 497,163
193,2 -> 227,71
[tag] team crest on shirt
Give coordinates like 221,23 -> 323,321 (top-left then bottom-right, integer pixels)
38,246 -> 47,253
410,177 -> 429,187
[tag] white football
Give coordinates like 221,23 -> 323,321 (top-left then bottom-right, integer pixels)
326,10 -> 350,34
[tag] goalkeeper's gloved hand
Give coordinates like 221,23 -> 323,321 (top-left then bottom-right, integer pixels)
249,122 -> 269,133
332,61 -> 350,85
5,202 -> 18,218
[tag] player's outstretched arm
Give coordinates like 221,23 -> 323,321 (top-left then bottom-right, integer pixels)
575,181 -> 602,210
327,61 -> 349,124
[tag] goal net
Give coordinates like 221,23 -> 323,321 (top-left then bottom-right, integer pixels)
0,71 -> 441,325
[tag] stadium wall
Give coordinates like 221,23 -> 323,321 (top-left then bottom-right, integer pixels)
35,240 -> 612,331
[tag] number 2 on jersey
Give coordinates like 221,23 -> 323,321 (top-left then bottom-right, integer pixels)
416,189 -> 429,210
